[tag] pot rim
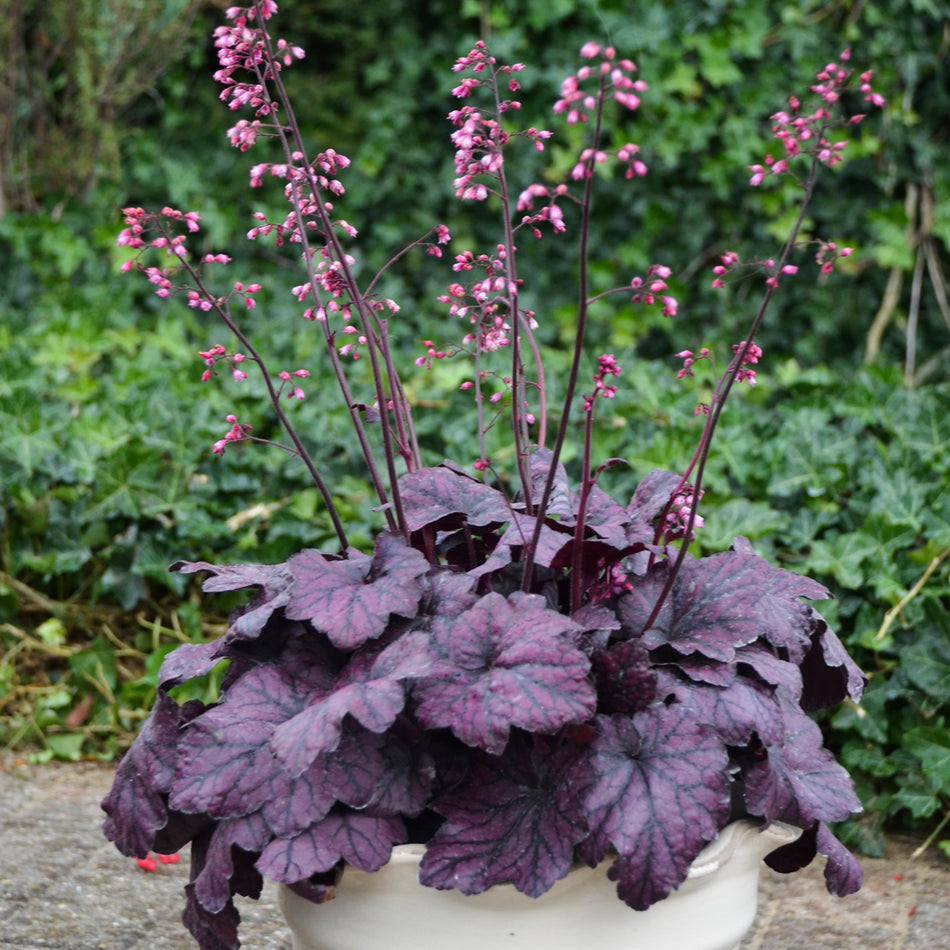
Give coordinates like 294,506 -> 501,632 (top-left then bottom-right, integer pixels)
380,818 -> 802,881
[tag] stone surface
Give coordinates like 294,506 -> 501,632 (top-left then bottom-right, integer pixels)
2,757 -> 948,949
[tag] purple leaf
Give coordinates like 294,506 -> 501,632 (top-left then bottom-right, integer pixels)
368,733 -> 434,816
262,729 -> 388,836
744,698 -> 862,826
655,669 -> 786,746
286,533 -> 427,650
102,691 -> 184,857
183,828 -> 242,950
529,447 -> 576,518
182,884 -> 240,950
171,559 -> 293,593
158,641 -> 225,690
171,559 -> 296,643
591,639 -> 657,715
192,814 -> 269,913
734,643 -> 804,699
817,822 -> 864,896
582,707 -> 731,909
169,645 -> 335,821
270,676 -> 405,770
800,613 -> 866,710
624,470 -> 683,543
413,592 -> 595,753
620,554 -> 822,663
469,513 -> 572,578
399,465 -> 511,532
420,742 -> 587,897
256,810 -> 405,882
270,631 -> 433,771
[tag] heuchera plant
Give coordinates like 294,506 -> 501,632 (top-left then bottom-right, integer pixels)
102,2 -> 885,947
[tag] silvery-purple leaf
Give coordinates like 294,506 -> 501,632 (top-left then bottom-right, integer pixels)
399,465 -> 511,532
419,569 -> 479,616
171,559 -> 293,593
170,650 -> 334,819
413,591 -> 595,753
529,447 -> 576,518
270,631 -> 432,771
817,822 -> 864,896
182,884 -> 240,950
620,554 -> 821,663
262,729 -> 388,836
624,470 -> 683,543
469,513 -> 571,578
657,670 -> 785,746
270,677 -> 406,770
158,641 -> 224,690
744,698 -> 862,826
368,734 -> 434,816
583,707 -> 730,909
800,613 -> 867,710
101,691 -> 183,857
591,639 -> 657,716
183,828 -> 241,950
192,814 -> 269,913
734,643 -> 804,699
256,810 -> 405,882
286,533 -> 427,649
419,742 -> 587,897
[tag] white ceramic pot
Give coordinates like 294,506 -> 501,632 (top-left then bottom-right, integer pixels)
278,819 -> 800,950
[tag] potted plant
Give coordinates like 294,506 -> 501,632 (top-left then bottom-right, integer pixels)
102,3 -> 884,948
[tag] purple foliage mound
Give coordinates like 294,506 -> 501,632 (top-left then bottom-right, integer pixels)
101,1 -> 884,945
103,454 -> 866,948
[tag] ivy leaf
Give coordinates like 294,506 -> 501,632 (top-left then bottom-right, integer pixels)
285,533 -> 427,649
901,625 -> 950,702
904,725 -> 950,794
419,741 -> 587,897
413,591 -> 595,753
256,810 -> 405,882
582,707 -> 730,910
744,699 -> 862,826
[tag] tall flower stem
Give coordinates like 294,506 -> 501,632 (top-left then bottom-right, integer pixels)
638,144 -> 826,634
521,78 -> 606,592
253,3 -> 411,539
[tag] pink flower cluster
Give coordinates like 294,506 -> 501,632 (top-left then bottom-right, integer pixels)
212,1 -> 303,132
213,414 -> 253,455
663,485 -> 705,540
583,353 -> 622,412
630,265 -> 678,317
554,44 -> 647,124
749,50 -> 885,189
732,340 -> 763,385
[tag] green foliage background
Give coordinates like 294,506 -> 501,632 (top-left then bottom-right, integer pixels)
1,0 -> 949,855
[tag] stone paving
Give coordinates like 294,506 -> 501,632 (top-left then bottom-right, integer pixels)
2,757 -> 948,949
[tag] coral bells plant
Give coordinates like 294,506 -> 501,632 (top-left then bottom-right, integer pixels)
102,3 -> 885,947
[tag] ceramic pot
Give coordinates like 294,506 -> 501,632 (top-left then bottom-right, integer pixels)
278,819 -> 800,950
